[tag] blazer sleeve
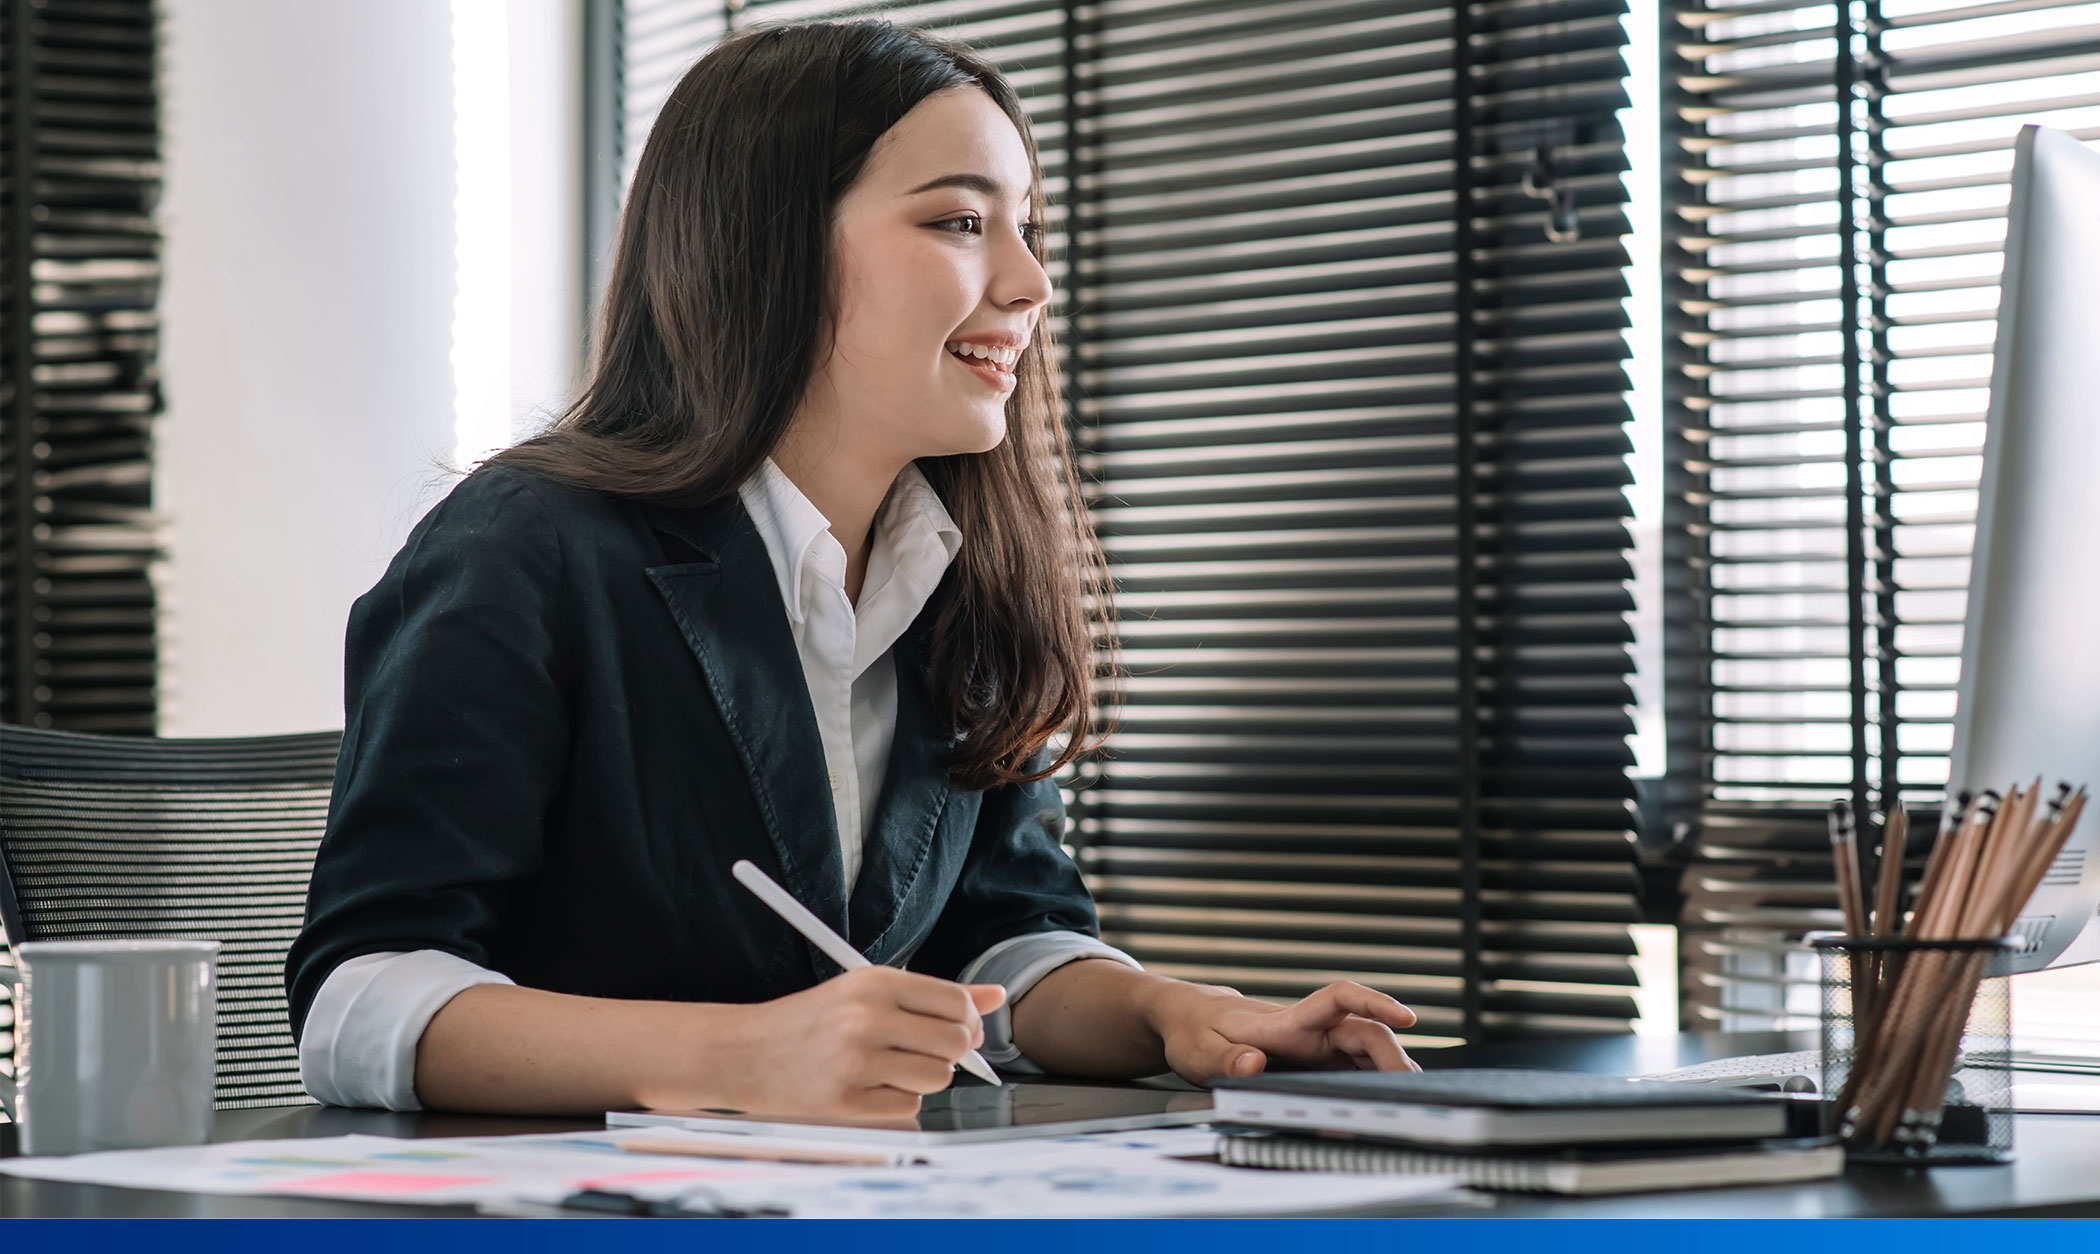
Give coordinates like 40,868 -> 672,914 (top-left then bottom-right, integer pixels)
285,467 -> 575,1040
906,757 -> 1106,982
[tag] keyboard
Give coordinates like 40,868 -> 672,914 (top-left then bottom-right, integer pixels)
1636,1050 -> 1824,1093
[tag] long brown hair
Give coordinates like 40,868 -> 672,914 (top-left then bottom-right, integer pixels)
490,20 -> 1110,791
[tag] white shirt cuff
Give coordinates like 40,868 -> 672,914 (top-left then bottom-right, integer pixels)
298,949 -> 515,1110
956,931 -> 1143,1075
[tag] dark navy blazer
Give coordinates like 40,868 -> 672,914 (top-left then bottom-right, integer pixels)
284,463 -> 1102,1039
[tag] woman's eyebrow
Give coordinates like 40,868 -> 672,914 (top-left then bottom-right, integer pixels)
906,172 -> 1008,197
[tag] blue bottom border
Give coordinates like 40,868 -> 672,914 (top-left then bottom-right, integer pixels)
3,1218 -> 2094,1252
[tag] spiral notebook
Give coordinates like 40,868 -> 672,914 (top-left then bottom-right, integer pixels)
1211,1068 -> 1791,1147
1215,1129 -> 1843,1196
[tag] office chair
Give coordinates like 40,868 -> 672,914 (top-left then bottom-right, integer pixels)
0,725 -> 342,1109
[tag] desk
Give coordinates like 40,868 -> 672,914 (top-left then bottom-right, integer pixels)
3,1031 -> 2097,1217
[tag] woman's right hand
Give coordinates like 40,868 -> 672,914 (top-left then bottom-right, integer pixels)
710,966 -> 1007,1120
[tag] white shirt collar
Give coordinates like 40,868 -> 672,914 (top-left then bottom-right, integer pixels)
737,457 -> 835,626
735,458 -> 962,657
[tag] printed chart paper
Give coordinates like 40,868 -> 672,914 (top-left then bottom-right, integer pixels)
0,1132 -> 788,1207
0,1126 -> 1466,1216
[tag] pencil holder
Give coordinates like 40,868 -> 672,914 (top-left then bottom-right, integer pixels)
1811,935 -> 2015,1165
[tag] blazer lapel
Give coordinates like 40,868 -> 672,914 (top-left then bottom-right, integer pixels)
642,499 -> 849,949
847,624 -> 955,964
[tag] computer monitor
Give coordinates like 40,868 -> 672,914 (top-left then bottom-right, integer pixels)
1948,124 -> 2100,973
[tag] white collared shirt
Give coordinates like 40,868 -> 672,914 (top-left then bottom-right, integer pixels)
298,459 -> 1139,1109
735,457 -> 959,888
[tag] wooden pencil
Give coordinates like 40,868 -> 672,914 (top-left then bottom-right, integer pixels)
1906,789 -> 1975,935
1829,800 -> 1869,939
1858,806 -> 1910,1037
1871,804 -> 1908,939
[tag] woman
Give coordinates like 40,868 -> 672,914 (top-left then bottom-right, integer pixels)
286,20 -> 1419,1118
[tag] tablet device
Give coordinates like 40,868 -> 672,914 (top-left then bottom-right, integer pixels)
606,1082 -> 1214,1146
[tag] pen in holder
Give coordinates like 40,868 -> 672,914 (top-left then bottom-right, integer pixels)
1812,934 -> 2014,1165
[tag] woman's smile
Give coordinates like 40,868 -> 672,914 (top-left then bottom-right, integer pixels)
944,340 -> 1020,390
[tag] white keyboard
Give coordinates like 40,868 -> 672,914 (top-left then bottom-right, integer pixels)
1640,1048 -> 2100,1110
1637,1050 -> 1824,1093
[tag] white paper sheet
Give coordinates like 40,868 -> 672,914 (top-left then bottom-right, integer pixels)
0,1125 -> 1467,1217
0,1132 -> 798,1207
492,1128 -> 1467,1217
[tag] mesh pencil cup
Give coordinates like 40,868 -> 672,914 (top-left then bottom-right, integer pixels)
1811,934 -> 2015,1165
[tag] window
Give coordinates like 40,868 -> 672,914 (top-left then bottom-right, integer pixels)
0,0 -> 167,1090
1665,0 -> 2100,1037
0,0 -> 165,736
597,0 -> 1647,1043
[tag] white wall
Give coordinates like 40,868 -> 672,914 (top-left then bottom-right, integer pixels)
508,2 -> 587,446
157,0 -> 583,737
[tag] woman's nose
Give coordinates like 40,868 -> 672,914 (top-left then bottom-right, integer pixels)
996,231 -> 1053,310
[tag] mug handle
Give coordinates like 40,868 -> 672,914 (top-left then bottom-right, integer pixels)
0,962 -> 14,1121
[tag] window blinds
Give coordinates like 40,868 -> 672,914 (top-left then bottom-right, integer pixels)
0,0 -> 165,1091
605,0 -> 1644,1043
1066,0 -> 1641,1044
1663,0 -> 2100,1028
0,0 -> 164,737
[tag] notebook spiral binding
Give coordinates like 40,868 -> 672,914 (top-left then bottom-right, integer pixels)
1216,1133 -> 1551,1191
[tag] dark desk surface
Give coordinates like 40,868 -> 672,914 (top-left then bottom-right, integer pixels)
4,1031 -> 2097,1218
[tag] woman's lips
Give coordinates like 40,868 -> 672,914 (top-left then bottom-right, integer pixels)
947,347 -> 1017,391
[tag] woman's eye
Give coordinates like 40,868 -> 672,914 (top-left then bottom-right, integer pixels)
938,215 -> 1039,245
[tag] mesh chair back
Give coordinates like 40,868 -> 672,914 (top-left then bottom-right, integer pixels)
0,725 -> 342,1108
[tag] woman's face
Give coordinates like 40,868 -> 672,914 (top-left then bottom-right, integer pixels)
795,84 -> 1052,471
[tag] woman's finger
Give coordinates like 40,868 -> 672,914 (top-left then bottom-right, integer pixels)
1307,1016 -> 1384,1070
1176,1029 -> 1267,1083
882,969 -> 986,1027
965,984 -> 1007,1015
846,1086 -> 929,1124
1321,1017 -> 1382,1070
1326,1014 -> 1416,1072
1286,981 -> 1417,1032
873,1046 -> 964,1095
878,1007 -> 981,1063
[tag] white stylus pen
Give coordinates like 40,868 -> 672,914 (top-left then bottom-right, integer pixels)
731,858 -> 1002,1087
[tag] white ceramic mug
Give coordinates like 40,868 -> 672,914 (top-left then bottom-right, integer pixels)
0,938 -> 219,1155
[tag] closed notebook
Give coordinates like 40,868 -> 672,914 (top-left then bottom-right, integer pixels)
1215,1129 -> 1844,1196
1210,1069 -> 1790,1147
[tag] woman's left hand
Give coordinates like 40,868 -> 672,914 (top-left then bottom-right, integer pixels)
1145,979 -> 1421,1083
